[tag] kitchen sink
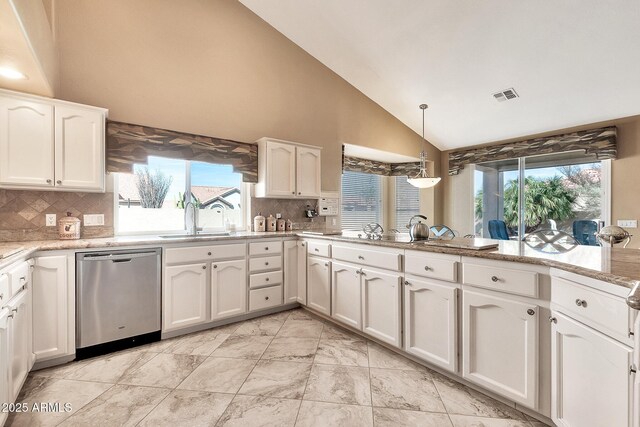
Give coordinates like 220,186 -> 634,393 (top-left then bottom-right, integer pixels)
159,232 -> 231,239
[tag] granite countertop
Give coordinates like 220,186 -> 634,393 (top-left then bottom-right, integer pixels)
1,231 -> 639,308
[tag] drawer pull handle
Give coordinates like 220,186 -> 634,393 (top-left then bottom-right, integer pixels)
424,266 -> 432,271
575,299 -> 587,307
549,316 -> 557,324
527,309 -> 535,316
314,248 -> 319,252
358,255 -> 364,260
265,296 -> 270,300
208,252 -> 212,256
7,313 -> 13,319
20,277 -> 26,282
265,278 -> 270,282
12,308 -> 18,313
0,293 -> 3,300
491,276 -> 500,282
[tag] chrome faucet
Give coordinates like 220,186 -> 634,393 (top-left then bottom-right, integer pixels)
185,201 -> 197,235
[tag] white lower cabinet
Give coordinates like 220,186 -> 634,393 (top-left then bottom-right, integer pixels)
7,288 -> 31,402
331,261 -> 361,329
404,276 -> 458,372
284,240 -> 301,304
462,289 -> 539,408
164,263 -> 208,331
32,255 -> 72,362
307,256 -> 331,315
211,259 -> 246,321
361,267 -> 402,347
552,312 -> 634,427
0,308 -> 10,426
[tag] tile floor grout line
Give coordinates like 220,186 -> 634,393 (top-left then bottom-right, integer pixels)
293,323 -> 323,425
429,374 -> 456,427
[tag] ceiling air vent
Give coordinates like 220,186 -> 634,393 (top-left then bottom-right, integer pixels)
493,88 -> 519,102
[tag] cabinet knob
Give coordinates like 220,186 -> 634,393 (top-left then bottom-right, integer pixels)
265,247 -> 269,250
292,192 -> 295,195
56,180 -> 62,185
208,252 -> 212,256
0,293 -> 3,300
527,309 -> 535,316
549,316 -> 557,324
12,308 -> 18,313
265,262 -> 269,266
314,248 -> 319,252
265,296 -> 270,300
202,266 -> 206,270
575,299 -> 587,307
424,266 -> 432,271
301,243 -> 305,247
265,278 -> 270,282
7,314 -> 13,319
358,255 -> 364,260
213,265 -> 217,269
324,262 -> 329,267
491,276 -> 500,282
404,280 -> 411,286
298,192 -> 301,195
46,179 -> 52,184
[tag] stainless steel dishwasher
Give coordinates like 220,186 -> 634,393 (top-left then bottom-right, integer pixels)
76,248 -> 161,358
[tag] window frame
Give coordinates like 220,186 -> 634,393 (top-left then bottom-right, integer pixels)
113,159 -> 246,236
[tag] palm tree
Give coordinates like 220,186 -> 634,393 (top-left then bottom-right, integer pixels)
503,176 -> 576,232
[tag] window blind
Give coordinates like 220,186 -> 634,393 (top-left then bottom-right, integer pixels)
395,176 -> 420,229
341,171 -> 382,231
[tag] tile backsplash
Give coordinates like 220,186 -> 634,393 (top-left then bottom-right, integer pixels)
0,189 -> 114,241
250,198 -> 326,231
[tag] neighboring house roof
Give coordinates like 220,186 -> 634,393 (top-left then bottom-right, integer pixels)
117,174 -> 240,208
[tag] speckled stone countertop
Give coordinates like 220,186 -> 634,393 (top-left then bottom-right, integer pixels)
1,232 -> 639,308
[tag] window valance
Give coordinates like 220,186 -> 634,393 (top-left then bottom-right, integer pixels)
342,155 -> 421,177
106,121 -> 258,183
448,126 -> 617,175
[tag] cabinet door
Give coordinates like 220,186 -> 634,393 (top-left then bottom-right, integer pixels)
295,146 -> 321,197
32,255 -> 71,362
265,142 -> 296,197
297,241 -> 307,304
54,105 -> 105,191
404,276 -> 458,372
211,259 -> 247,321
283,240 -> 298,304
462,290 -> 538,408
552,312 -> 633,427
362,267 -> 402,347
307,256 -> 331,315
0,96 -> 54,188
0,310 -> 9,425
164,263 -> 208,331
7,289 -> 30,402
331,261 -> 361,329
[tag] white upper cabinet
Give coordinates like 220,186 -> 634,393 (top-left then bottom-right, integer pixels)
54,105 -> 105,191
0,96 -> 54,188
255,138 -> 321,198
462,289 -> 539,409
0,90 -> 106,192
295,146 -> 321,197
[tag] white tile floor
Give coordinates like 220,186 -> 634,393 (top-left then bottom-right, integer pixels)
6,308 -> 550,426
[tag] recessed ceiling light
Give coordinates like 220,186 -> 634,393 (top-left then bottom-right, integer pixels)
0,67 -> 27,80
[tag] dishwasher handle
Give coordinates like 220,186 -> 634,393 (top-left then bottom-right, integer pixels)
81,251 -> 159,262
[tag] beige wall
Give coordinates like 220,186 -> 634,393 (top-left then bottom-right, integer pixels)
51,0 -> 441,214
441,115 -> 640,247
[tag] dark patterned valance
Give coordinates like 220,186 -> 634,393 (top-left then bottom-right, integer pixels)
343,155 -> 420,177
106,121 -> 258,182
448,126 -> 617,175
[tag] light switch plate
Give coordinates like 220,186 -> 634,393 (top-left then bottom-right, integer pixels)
83,214 -> 105,226
45,214 -> 56,227
617,219 -> 637,228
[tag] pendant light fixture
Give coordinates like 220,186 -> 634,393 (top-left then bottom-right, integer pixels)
407,104 -> 441,189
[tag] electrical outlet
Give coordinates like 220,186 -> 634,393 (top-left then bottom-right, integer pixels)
45,214 -> 56,227
617,219 -> 637,228
83,214 -> 105,226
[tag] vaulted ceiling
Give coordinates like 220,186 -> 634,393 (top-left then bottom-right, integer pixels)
239,0 -> 640,150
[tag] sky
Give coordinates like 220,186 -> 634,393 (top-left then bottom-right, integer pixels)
133,156 -> 242,204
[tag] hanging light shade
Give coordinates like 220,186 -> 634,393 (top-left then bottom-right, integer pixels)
407,104 -> 441,189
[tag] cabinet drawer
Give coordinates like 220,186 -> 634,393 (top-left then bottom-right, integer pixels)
552,277 -> 631,342
307,241 -> 331,258
250,270 -> 283,289
249,255 -> 282,272
6,262 -> 29,298
165,243 -> 245,264
462,263 -> 538,298
249,241 -> 282,256
405,252 -> 458,282
250,285 -> 282,311
332,245 -> 402,271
